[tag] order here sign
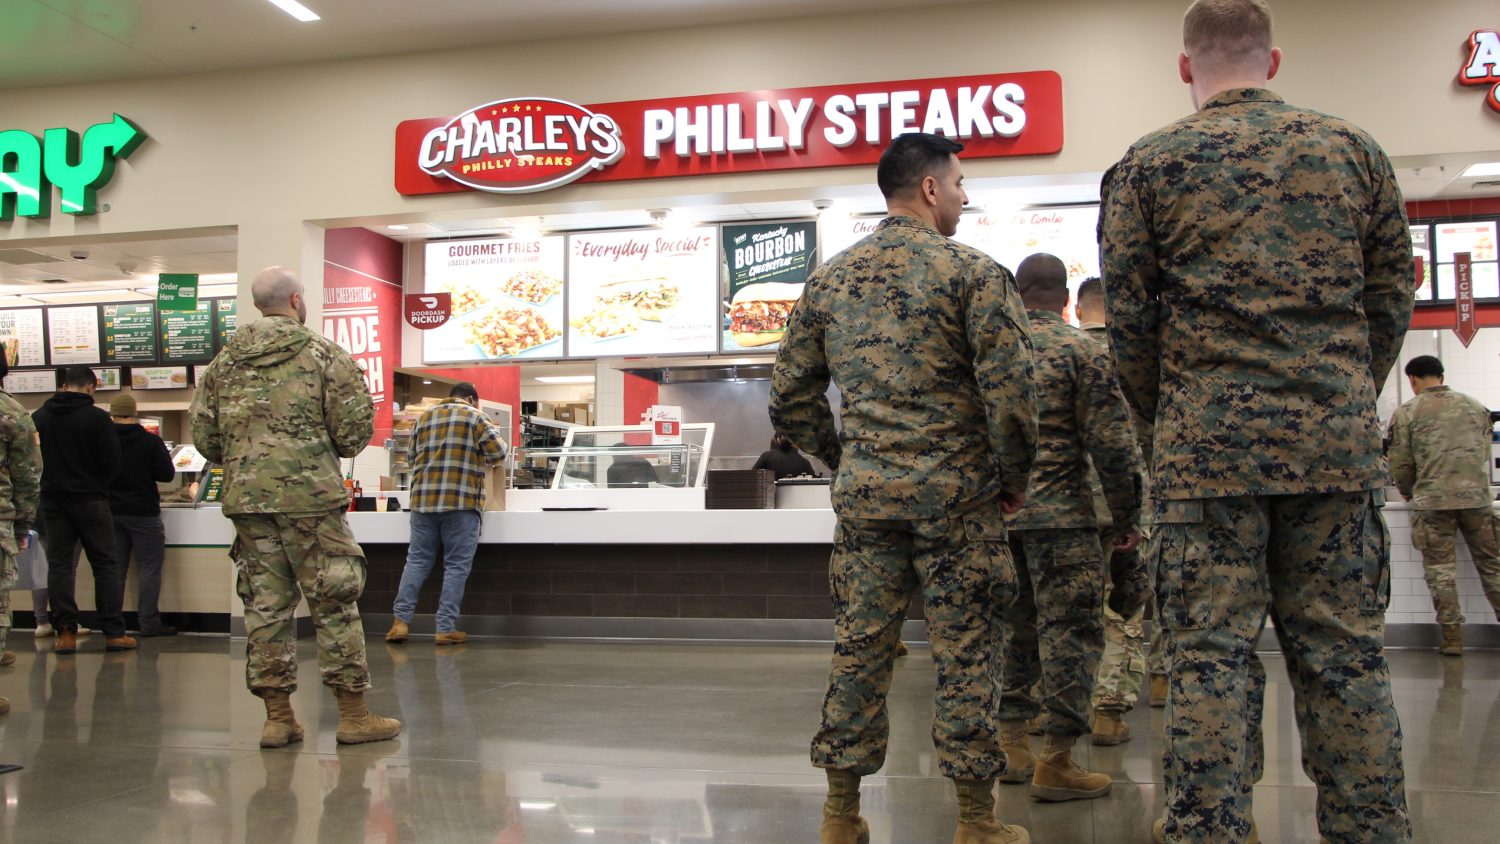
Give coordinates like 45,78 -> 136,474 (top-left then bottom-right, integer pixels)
394,71 -> 1063,196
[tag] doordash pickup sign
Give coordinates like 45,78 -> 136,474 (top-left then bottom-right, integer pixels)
395,72 -> 1063,196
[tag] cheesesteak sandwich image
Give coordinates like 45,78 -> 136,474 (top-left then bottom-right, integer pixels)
728,281 -> 802,347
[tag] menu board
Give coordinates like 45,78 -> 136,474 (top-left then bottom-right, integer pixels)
101,302 -> 157,363
2,370 -> 56,394
91,367 -> 121,391
821,217 -> 884,262
131,366 -> 191,390
47,305 -> 102,365
1411,225 -> 1432,297
214,298 -> 238,348
193,364 -> 210,385
955,206 -> 1101,292
720,221 -> 817,353
567,227 -> 719,357
1436,262 -> 1500,301
158,301 -> 214,364
171,444 -> 208,473
423,236 -> 567,363
0,308 -> 46,368
1434,221 -> 1498,263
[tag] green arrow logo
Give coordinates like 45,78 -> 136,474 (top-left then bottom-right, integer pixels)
1,114 -> 145,220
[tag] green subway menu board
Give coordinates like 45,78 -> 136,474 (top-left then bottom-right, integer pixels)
214,298 -> 238,349
159,300 -> 214,364
101,302 -> 157,363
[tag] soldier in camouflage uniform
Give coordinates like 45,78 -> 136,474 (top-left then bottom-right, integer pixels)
771,133 -> 1037,844
1387,354 -> 1500,655
996,255 -> 1145,802
0,343 -> 42,716
191,266 -> 400,748
1075,277 -> 1165,737
1099,3 -> 1414,841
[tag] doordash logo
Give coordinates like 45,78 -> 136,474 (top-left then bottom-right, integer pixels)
417,98 -> 624,194
1459,30 -> 1500,112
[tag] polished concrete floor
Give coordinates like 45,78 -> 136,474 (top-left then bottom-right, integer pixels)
0,634 -> 1494,843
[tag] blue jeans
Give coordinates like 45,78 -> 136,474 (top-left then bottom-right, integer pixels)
393,510 -> 481,633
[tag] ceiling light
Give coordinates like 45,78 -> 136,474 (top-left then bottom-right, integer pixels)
386,224 -> 410,231
534,375 -> 596,384
1460,162 -> 1500,178
511,218 -> 543,240
265,0 -> 321,23
422,379 -> 433,385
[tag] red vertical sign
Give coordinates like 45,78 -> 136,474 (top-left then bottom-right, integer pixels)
1413,255 -> 1424,291
323,228 -> 404,445
1454,252 -> 1478,347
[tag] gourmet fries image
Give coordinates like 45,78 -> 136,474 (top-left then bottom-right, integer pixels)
501,268 -> 563,304
465,306 -> 560,357
436,281 -> 487,314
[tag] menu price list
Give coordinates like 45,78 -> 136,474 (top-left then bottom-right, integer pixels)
102,302 -> 158,363
0,309 -> 46,368
131,366 -> 190,390
47,305 -> 102,365
159,301 -> 214,364
2,371 -> 57,394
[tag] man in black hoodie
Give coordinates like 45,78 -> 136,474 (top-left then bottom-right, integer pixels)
32,365 -> 132,653
107,393 -> 176,637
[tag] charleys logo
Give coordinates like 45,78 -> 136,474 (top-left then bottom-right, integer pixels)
418,98 -> 624,194
405,292 -> 453,330
1460,30 -> 1500,111
0,114 -> 145,220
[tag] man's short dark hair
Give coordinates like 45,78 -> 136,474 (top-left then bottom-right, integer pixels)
60,365 -> 97,389
1076,277 -> 1105,311
449,382 -> 479,403
1404,355 -> 1444,380
876,133 -> 964,200
1015,253 -> 1069,310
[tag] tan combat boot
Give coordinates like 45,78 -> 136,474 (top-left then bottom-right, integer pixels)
1149,674 -> 1168,707
953,778 -> 1029,844
998,720 -> 1036,784
1441,624 -> 1463,656
894,640 -> 910,658
819,769 -> 869,844
333,688 -> 402,744
1090,709 -> 1131,745
1030,733 -> 1112,801
385,619 -> 409,643
256,689 -> 304,748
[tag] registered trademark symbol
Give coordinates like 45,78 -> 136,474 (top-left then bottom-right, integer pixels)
103,203 -> 111,212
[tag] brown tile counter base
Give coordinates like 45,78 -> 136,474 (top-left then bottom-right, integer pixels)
357,543 -> 927,622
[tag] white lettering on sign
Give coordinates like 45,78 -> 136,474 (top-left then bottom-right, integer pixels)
643,98 -> 818,159
733,228 -> 808,271
1465,30 -> 1500,80
323,313 -> 385,399
418,110 -> 620,170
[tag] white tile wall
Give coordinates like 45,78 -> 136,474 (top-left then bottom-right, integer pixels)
594,361 -> 624,425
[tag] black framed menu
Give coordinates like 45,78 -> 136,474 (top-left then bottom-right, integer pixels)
101,302 -> 158,364
214,298 -> 238,349
158,300 -> 214,364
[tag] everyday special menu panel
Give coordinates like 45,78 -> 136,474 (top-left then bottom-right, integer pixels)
422,236 -> 566,363
158,300 -> 215,364
101,301 -> 158,364
567,228 -> 718,357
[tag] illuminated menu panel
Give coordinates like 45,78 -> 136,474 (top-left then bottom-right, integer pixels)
422,236 -> 566,363
566,227 -> 719,357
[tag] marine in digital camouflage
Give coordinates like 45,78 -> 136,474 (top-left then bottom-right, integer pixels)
771,213 -> 1036,783
191,313 -> 375,693
1388,385 -> 1500,624
1100,81 -> 1414,842
0,388 -> 41,657
1000,308 -> 1141,736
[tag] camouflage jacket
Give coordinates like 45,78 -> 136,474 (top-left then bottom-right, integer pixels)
1387,385 -> 1494,510
1010,311 -> 1141,531
1080,322 -> 1147,528
1099,88 -> 1414,500
0,390 -> 41,537
770,215 -> 1036,519
190,315 -> 374,516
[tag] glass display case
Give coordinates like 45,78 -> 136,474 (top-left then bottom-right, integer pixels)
506,423 -> 716,510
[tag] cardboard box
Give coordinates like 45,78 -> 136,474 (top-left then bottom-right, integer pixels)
484,465 -> 508,511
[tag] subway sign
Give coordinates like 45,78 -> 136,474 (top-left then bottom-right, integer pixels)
395,72 -> 1063,196
0,114 -> 145,219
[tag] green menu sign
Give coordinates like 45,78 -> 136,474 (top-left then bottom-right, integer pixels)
214,298 -> 239,349
158,273 -> 199,312
158,300 -> 214,364
101,302 -> 157,363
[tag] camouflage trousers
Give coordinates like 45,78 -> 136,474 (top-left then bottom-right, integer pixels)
1094,589 -> 1146,712
1154,491 -> 1409,844
998,528 -> 1105,737
1411,507 -> 1500,625
231,510 -> 371,694
811,505 -> 1015,780
0,524 -> 15,655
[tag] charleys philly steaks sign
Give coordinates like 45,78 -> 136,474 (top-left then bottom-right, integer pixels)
395,72 -> 1063,195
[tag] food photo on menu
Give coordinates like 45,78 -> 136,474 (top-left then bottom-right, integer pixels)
422,236 -> 567,362
719,221 -> 817,352
566,227 -> 719,357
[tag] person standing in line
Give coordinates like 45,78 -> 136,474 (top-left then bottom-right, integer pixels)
191,266 -> 399,748
1387,354 -> 1500,656
385,381 -> 505,646
32,366 -> 133,654
771,132 -> 1037,844
1074,277 -> 1165,736
751,433 -> 815,480
1100,2 -> 1414,841
0,342 -> 42,706
996,256 -> 1145,800
106,393 -> 178,637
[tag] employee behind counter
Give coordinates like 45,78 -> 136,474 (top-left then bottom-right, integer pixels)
752,433 -> 816,480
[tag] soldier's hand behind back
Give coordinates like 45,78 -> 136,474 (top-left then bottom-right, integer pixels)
999,491 -> 1027,514
1107,544 -> 1150,619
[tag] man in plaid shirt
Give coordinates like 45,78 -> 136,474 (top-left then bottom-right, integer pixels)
385,382 -> 506,645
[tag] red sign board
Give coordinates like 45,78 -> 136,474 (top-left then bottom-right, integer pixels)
1455,252 -> 1479,346
404,292 -> 452,330
395,71 -> 1064,196
1413,255 -> 1425,291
